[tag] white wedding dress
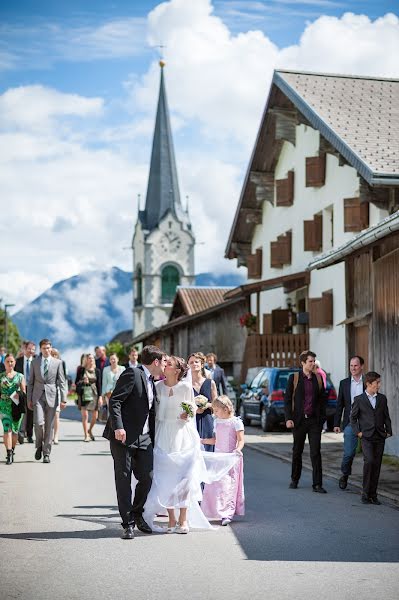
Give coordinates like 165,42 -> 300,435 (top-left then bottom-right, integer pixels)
143,379 -> 238,531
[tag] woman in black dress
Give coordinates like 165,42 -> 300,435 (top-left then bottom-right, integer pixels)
75,353 -> 102,442
188,352 -> 217,452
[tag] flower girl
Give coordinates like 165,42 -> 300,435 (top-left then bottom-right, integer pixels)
200,395 -> 245,525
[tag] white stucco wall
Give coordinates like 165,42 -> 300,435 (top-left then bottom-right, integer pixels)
248,123 -> 387,388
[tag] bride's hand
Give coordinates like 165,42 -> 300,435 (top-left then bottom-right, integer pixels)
180,412 -> 189,420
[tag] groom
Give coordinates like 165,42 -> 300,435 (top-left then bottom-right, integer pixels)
103,345 -> 167,539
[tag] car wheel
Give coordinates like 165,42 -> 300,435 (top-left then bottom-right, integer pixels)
261,407 -> 273,432
239,404 -> 251,426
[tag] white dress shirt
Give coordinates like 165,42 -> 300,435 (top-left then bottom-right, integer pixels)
129,361 -> 139,369
350,376 -> 364,404
141,365 -> 154,435
366,392 -> 377,410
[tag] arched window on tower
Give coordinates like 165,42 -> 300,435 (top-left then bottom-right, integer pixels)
161,265 -> 180,304
135,265 -> 143,307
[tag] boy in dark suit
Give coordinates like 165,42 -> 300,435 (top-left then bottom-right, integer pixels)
350,371 -> 392,505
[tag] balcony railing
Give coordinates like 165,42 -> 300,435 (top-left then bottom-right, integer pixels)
240,333 -> 309,382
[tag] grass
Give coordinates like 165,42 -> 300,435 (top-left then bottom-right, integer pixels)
382,455 -> 399,468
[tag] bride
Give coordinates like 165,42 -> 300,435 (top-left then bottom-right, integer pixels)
143,355 -> 237,534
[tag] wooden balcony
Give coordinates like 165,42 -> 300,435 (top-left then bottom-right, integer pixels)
240,333 -> 309,382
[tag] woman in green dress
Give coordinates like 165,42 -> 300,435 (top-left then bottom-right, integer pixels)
0,354 -> 26,464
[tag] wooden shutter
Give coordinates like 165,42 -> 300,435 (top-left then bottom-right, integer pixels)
270,241 -> 283,268
263,313 -> 272,334
272,309 -> 290,333
247,248 -> 262,279
270,231 -> 292,268
344,198 -> 369,232
276,170 -> 294,206
309,290 -> 333,328
306,154 -> 326,187
304,214 -> 322,251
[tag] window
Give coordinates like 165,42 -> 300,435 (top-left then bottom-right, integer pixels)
161,265 -> 180,304
135,265 -> 143,307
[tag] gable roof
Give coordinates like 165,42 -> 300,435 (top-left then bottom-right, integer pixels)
276,70 -> 399,184
169,286 -> 234,320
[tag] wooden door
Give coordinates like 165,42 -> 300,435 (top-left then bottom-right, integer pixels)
354,324 -> 369,372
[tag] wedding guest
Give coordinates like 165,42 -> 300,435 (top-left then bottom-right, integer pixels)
75,353 -> 102,442
102,353 -> 125,418
0,346 -> 6,364
0,354 -> 26,464
15,340 -> 36,444
27,338 -> 67,463
95,346 -> 110,373
51,348 -> 67,444
188,352 -> 217,452
201,395 -> 245,526
124,347 -> 141,369
350,371 -> 392,505
313,359 -> 328,432
206,353 -> 228,395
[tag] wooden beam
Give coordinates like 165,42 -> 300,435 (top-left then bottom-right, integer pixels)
250,171 -> 274,205
274,112 -> 296,146
359,178 -> 391,209
241,208 -> 263,225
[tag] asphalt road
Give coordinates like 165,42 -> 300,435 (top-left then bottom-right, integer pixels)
0,408 -> 398,600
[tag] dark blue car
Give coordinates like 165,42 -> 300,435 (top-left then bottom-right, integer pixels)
238,367 -> 337,432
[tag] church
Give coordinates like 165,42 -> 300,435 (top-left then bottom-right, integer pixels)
132,61 -> 195,336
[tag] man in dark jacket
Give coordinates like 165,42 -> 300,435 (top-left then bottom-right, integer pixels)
351,371 -> 392,505
284,350 -> 327,493
15,340 -> 36,444
333,355 -> 365,490
206,353 -> 227,395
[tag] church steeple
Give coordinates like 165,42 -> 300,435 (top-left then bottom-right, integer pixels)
140,61 -> 187,232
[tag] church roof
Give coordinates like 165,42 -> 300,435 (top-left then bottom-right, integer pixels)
139,63 -> 189,232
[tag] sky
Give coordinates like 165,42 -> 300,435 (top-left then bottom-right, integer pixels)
1,0 -> 399,316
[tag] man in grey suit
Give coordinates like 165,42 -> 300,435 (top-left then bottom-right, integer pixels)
27,338 -> 67,463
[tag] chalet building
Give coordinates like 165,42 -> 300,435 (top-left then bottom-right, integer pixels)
132,62 -> 195,337
226,70 -> 399,388
309,211 -> 399,455
132,286 -> 248,379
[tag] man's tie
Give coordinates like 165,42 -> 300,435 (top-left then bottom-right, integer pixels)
43,358 -> 49,379
26,359 -> 30,380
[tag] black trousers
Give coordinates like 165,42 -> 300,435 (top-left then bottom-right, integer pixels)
110,434 -> 153,527
361,435 -> 385,498
291,416 -> 322,486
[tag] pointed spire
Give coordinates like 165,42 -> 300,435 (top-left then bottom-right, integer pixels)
140,61 -> 185,232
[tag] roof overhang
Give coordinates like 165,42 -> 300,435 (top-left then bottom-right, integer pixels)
224,271 -> 310,300
308,210 -> 399,270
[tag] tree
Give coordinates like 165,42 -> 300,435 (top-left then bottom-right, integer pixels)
0,308 -> 22,355
105,341 -> 128,364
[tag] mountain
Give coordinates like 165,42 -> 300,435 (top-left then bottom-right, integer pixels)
12,268 -> 245,357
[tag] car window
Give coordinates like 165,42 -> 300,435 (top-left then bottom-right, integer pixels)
251,370 -> 265,388
275,371 -> 297,391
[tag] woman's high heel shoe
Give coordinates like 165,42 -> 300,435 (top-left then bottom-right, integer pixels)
175,523 -> 189,534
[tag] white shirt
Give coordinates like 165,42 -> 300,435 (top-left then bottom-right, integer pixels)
24,356 -> 32,380
366,392 -> 377,410
141,365 -> 154,435
129,361 -> 139,369
350,376 -> 363,404
40,355 -> 52,378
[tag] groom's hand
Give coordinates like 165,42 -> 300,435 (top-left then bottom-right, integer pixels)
115,428 -> 126,443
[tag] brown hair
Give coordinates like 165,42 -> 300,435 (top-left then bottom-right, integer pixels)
39,338 -> 52,348
169,356 -> 189,381
141,345 -> 165,366
188,352 -> 207,377
299,350 -> 316,365
350,355 -> 365,366
212,395 -> 234,417
365,371 -> 380,385
206,352 -> 217,361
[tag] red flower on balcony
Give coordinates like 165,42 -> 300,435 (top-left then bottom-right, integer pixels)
239,312 -> 257,329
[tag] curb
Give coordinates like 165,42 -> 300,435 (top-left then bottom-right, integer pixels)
246,443 -> 399,506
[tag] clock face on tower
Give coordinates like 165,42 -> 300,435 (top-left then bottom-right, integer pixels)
160,232 -> 181,253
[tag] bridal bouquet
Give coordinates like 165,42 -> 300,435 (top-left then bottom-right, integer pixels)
195,394 -> 208,409
180,402 -> 194,417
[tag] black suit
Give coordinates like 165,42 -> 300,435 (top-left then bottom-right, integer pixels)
209,365 -> 227,395
0,362 -> 4,374
334,376 -> 365,429
103,366 -> 155,528
284,372 -> 326,487
95,356 -> 110,372
15,356 -> 34,438
351,392 -> 392,499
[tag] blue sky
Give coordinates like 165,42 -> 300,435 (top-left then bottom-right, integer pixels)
0,0 -> 398,322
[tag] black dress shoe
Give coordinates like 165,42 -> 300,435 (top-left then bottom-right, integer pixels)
35,447 -> 42,461
43,455 -> 51,463
339,475 -> 348,490
135,515 -> 152,534
313,485 -> 327,493
27,436 -> 34,444
370,497 -> 381,505
289,481 -> 298,489
361,495 -> 371,504
121,525 -> 134,540
18,432 -> 25,445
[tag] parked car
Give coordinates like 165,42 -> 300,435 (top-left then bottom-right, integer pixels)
238,367 -> 337,432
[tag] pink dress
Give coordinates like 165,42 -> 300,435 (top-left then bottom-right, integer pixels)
201,417 -> 245,521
